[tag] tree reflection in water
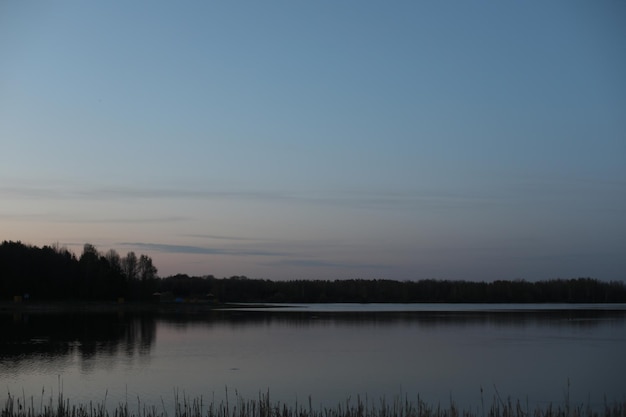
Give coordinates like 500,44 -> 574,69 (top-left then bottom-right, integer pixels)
0,311 -> 156,368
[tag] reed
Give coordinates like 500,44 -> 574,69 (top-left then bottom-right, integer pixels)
2,390 -> 625,417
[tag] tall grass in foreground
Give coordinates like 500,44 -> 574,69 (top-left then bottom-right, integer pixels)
2,390 -> 625,417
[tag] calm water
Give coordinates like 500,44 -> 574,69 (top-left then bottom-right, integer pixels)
1,304 -> 625,412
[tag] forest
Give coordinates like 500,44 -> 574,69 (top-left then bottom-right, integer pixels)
0,241 -> 157,301
1,240 -> 625,303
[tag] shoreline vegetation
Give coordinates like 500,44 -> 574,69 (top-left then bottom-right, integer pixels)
3,390 -> 625,417
2,241 -> 626,304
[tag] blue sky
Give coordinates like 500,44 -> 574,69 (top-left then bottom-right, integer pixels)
1,1 -> 625,281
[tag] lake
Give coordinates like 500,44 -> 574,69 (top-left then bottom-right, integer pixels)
1,303 -> 625,413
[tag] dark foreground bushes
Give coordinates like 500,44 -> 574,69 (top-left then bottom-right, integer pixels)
3,391 -> 626,417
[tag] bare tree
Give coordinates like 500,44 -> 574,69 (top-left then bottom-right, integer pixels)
138,254 -> 158,281
105,249 -> 123,274
122,251 -> 138,280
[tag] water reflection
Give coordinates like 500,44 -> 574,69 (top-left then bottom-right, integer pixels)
3,307 -> 624,361
0,311 -> 156,367
158,307 -> 626,329
1,305 -> 625,411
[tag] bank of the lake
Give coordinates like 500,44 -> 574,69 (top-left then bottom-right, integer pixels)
0,300 -> 270,315
3,300 -> 626,313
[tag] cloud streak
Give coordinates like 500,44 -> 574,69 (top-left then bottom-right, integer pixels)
0,212 -> 189,224
267,259 -> 392,270
119,242 -> 392,271
0,183 -> 288,202
122,242 -> 225,255
1,181 -> 498,212
183,233 -> 255,241
120,242 -> 288,257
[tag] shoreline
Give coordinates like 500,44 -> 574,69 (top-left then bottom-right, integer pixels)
0,300 -> 255,314
2,300 -> 626,315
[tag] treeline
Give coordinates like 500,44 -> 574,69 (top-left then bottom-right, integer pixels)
2,241 -> 626,303
161,274 -> 626,303
0,241 -> 158,301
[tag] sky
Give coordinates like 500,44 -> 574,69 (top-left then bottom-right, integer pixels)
1,1 -> 625,281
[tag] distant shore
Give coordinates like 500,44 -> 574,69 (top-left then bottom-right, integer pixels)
0,300 -> 230,314
3,243 -> 625,304
0,299 -> 314,314
2,300 -> 626,316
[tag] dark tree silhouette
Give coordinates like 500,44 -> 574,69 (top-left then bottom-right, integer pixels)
1,240 -> 625,303
0,241 -> 157,301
